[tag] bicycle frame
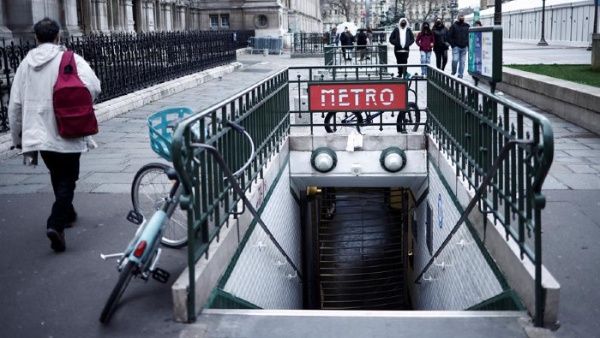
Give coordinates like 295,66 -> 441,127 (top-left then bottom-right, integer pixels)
118,180 -> 182,271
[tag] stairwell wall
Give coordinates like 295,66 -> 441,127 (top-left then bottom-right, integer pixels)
408,159 -> 506,310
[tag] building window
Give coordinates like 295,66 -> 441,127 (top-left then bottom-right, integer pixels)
254,14 -> 269,28
221,14 -> 230,28
209,15 -> 219,29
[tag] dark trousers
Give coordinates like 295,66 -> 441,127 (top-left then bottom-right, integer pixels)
41,151 -> 81,232
394,50 -> 409,76
434,49 -> 448,70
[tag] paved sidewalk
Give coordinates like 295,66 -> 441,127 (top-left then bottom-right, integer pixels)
0,46 -> 597,338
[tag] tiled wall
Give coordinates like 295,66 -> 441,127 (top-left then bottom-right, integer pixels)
222,165 -> 303,309
410,161 -> 504,309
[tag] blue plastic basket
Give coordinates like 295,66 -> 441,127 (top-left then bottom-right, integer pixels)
148,107 -> 194,161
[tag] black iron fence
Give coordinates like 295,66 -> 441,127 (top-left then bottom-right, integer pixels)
292,32 -> 328,55
0,30 -> 253,133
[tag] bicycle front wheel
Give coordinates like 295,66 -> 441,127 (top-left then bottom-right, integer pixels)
324,112 -> 363,133
99,261 -> 137,324
131,163 -> 187,248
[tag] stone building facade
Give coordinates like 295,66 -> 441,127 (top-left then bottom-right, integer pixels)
0,0 -> 322,39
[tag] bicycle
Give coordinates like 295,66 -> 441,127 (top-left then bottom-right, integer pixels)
323,74 -> 422,134
98,107 -> 254,324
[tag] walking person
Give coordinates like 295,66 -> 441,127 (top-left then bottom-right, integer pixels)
366,27 -> 374,60
415,22 -> 434,76
432,18 -> 450,70
448,14 -> 470,78
339,27 -> 355,61
8,18 -> 101,252
356,28 -> 368,61
389,18 -> 415,78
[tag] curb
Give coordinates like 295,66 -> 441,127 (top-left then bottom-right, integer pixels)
0,61 -> 243,160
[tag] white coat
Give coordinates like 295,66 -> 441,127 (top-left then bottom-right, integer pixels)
8,43 -> 101,153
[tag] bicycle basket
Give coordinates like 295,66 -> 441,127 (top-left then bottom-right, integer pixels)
148,107 -> 194,161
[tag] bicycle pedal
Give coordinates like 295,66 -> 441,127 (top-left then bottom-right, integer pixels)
152,268 -> 170,283
127,210 -> 143,225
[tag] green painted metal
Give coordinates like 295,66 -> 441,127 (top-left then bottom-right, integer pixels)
425,66 -> 554,327
467,290 -> 525,311
171,69 -> 290,322
170,64 -> 553,327
206,288 -> 262,309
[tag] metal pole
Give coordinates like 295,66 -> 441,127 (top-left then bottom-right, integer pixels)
595,0 -> 599,35
538,0 -> 549,46
590,0 -> 599,50
494,0 -> 502,25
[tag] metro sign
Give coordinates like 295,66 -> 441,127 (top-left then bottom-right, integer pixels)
308,82 -> 407,112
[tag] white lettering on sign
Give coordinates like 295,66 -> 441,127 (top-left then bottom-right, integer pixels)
309,83 -> 407,111
365,88 -> 376,106
380,89 -> 394,106
338,89 -> 349,106
321,89 -> 335,106
350,88 -> 364,105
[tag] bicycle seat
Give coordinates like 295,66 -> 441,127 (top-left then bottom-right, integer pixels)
166,167 -> 178,180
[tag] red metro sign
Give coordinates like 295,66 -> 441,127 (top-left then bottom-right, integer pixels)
308,82 -> 407,112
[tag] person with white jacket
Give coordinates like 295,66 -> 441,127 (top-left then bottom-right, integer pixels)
8,17 -> 101,252
389,18 -> 415,78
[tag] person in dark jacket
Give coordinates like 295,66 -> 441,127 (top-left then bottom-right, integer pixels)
389,18 -> 415,78
339,27 -> 355,61
432,18 -> 449,70
416,22 -> 434,76
356,29 -> 368,61
447,14 -> 470,78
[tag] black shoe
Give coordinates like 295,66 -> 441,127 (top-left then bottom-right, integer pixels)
65,211 -> 78,229
47,228 -> 66,252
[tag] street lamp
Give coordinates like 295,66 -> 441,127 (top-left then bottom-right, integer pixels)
537,0 -> 548,46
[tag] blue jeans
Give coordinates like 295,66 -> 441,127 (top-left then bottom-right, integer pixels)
420,51 -> 431,76
452,47 -> 467,78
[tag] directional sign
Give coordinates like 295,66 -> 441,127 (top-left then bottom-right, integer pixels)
308,82 -> 408,112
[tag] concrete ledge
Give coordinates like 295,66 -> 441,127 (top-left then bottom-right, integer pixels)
289,134 -> 426,152
428,135 -> 560,327
0,62 -> 242,160
171,139 -> 290,322
498,67 -> 600,135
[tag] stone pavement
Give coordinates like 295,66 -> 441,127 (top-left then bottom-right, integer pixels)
0,44 -> 597,338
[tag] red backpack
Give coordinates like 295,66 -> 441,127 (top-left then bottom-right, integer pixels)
53,50 -> 98,138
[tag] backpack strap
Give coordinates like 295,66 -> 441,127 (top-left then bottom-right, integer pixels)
59,50 -> 77,75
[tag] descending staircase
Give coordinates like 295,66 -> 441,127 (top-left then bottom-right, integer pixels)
318,188 -> 407,310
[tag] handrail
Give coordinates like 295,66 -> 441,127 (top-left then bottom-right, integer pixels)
414,139 -> 533,285
190,141 -> 302,276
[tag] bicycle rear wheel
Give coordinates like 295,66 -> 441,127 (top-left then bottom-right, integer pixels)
99,261 -> 137,324
131,163 -> 187,248
396,102 -> 421,132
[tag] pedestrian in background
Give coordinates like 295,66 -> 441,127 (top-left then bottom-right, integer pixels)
339,26 -> 355,61
474,20 -> 483,27
356,28 -> 368,61
416,22 -> 434,76
8,17 -> 101,252
389,18 -> 414,78
366,27 -> 374,60
432,18 -> 450,71
448,14 -> 470,78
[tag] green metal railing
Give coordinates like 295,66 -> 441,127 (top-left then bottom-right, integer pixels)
425,67 -> 554,326
324,44 -> 388,66
170,64 -> 554,326
171,69 -> 290,322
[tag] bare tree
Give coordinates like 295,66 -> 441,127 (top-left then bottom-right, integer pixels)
322,0 -> 354,22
